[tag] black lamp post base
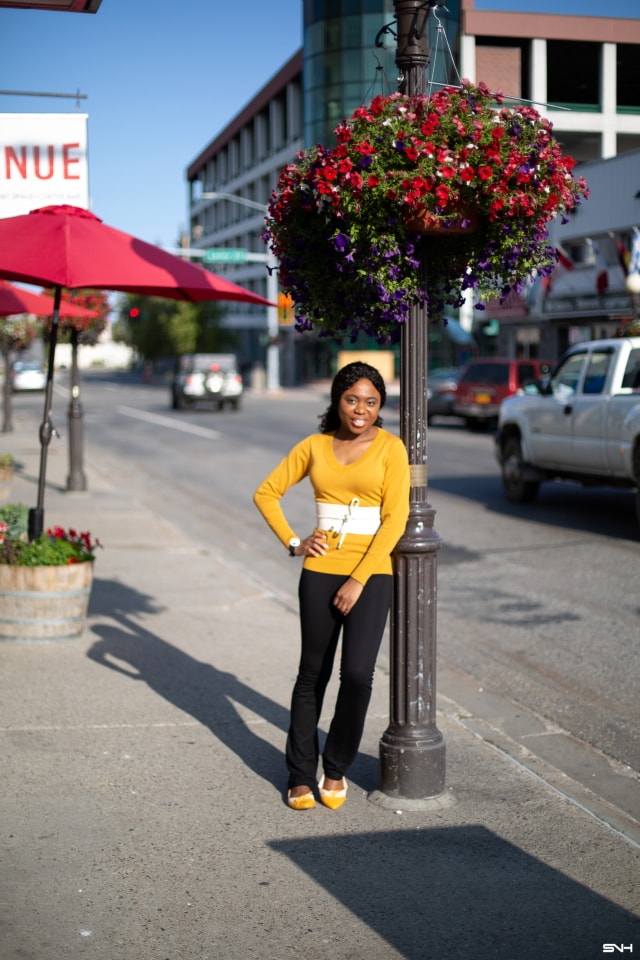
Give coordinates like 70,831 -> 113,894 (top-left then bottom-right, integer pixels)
369,786 -> 456,812
377,731 -> 447,802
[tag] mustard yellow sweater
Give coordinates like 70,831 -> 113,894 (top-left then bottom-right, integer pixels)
253,428 -> 410,585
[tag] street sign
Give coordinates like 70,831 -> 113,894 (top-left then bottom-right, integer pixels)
203,248 -> 248,264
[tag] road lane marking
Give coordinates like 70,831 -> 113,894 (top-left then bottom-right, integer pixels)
116,405 -> 220,439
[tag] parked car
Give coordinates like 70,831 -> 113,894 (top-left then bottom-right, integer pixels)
496,337 -> 640,525
171,354 -> 243,411
426,367 -> 461,423
453,357 -> 553,429
11,360 -> 46,392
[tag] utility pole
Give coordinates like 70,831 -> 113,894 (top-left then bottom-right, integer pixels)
371,0 -> 448,808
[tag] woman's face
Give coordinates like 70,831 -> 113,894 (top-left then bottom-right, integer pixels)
336,378 -> 382,437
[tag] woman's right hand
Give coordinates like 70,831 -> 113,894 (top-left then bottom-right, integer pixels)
297,530 -> 328,558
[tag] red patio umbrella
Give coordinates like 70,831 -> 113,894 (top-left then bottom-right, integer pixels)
0,204 -> 273,536
0,279 -> 98,320
0,280 -> 98,437
0,204 -> 272,303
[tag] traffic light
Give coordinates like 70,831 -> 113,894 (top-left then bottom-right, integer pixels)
129,307 -> 140,320
278,292 -> 294,325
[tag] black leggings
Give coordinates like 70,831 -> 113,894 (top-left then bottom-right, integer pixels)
286,569 -> 391,789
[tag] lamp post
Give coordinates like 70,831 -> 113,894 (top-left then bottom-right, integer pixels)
66,326 -> 87,491
371,0 -> 448,808
199,191 -> 280,392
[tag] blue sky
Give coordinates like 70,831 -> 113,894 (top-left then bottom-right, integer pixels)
1,0 -> 638,251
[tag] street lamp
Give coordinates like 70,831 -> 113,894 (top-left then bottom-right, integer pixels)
371,0 -> 448,809
199,191 -> 280,392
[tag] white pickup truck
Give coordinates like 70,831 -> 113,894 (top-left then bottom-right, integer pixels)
495,337 -> 640,526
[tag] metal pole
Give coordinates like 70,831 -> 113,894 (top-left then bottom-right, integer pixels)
371,0 -> 447,807
67,326 -> 87,491
2,349 -> 13,434
266,258 -> 280,392
29,285 -> 61,540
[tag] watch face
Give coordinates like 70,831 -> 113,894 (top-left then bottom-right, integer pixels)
289,538 -> 301,548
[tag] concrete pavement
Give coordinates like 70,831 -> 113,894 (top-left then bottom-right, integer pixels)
0,400 -> 638,960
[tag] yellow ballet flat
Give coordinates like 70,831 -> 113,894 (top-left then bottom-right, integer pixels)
318,775 -> 348,810
287,788 -> 316,810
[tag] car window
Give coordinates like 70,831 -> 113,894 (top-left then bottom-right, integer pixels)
460,362 -> 509,386
516,363 -> 536,387
550,353 -> 587,398
620,348 -> 640,390
582,351 -> 612,395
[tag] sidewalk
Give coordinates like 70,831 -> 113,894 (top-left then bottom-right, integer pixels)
0,414 -> 638,960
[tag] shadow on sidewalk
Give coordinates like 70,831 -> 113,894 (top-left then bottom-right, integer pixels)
271,826 -> 640,960
86,577 -> 290,795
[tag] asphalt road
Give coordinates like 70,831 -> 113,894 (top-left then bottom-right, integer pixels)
14,373 -> 640,791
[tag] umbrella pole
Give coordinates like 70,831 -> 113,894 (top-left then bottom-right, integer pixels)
28,286 -> 61,541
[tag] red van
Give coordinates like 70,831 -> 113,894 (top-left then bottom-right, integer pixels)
453,357 -> 553,429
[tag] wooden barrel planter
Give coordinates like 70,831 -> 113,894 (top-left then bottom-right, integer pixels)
0,561 -> 93,642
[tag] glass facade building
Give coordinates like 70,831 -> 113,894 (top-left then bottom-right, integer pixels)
303,0 -> 461,147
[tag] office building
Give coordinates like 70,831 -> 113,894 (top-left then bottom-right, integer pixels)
186,2 -> 640,379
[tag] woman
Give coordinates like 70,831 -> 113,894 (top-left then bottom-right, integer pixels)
253,361 -> 410,810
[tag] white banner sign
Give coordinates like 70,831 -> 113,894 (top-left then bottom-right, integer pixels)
0,113 -> 89,219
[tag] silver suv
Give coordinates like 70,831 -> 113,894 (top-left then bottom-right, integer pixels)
171,354 -> 243,411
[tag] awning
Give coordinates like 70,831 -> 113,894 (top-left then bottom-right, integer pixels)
439,317 -> 475,345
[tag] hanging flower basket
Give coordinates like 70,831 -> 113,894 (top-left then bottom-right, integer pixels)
263,80 -> 589,344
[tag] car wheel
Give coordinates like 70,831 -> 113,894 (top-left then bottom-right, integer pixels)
230,398 -> 241,411
501,435 -> 540,503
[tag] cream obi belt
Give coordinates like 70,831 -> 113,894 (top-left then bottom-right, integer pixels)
316,498 -> 381,549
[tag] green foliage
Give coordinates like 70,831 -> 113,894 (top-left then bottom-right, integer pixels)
0,523 -> 101,566
117,294 -> 236,360
0,502 -> 28,538
0,453 -> 15,469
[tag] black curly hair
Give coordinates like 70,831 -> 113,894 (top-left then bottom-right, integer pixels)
319,361 -> 386,434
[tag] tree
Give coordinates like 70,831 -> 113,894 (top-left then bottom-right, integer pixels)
115,295 -> 237,362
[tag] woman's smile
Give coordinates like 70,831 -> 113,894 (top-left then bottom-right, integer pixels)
336,378 -> 382,439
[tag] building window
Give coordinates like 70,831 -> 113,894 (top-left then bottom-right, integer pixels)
617,44 -> 640,114
547,41 -> 600,111
617,134 -> 640,153
551,131 -> 602,164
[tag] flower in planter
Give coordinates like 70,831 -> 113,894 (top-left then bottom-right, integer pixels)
263,80 -> 589,343
0,510 -> 101,566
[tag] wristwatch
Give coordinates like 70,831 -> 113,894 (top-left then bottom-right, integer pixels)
288,537 -> 301,557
